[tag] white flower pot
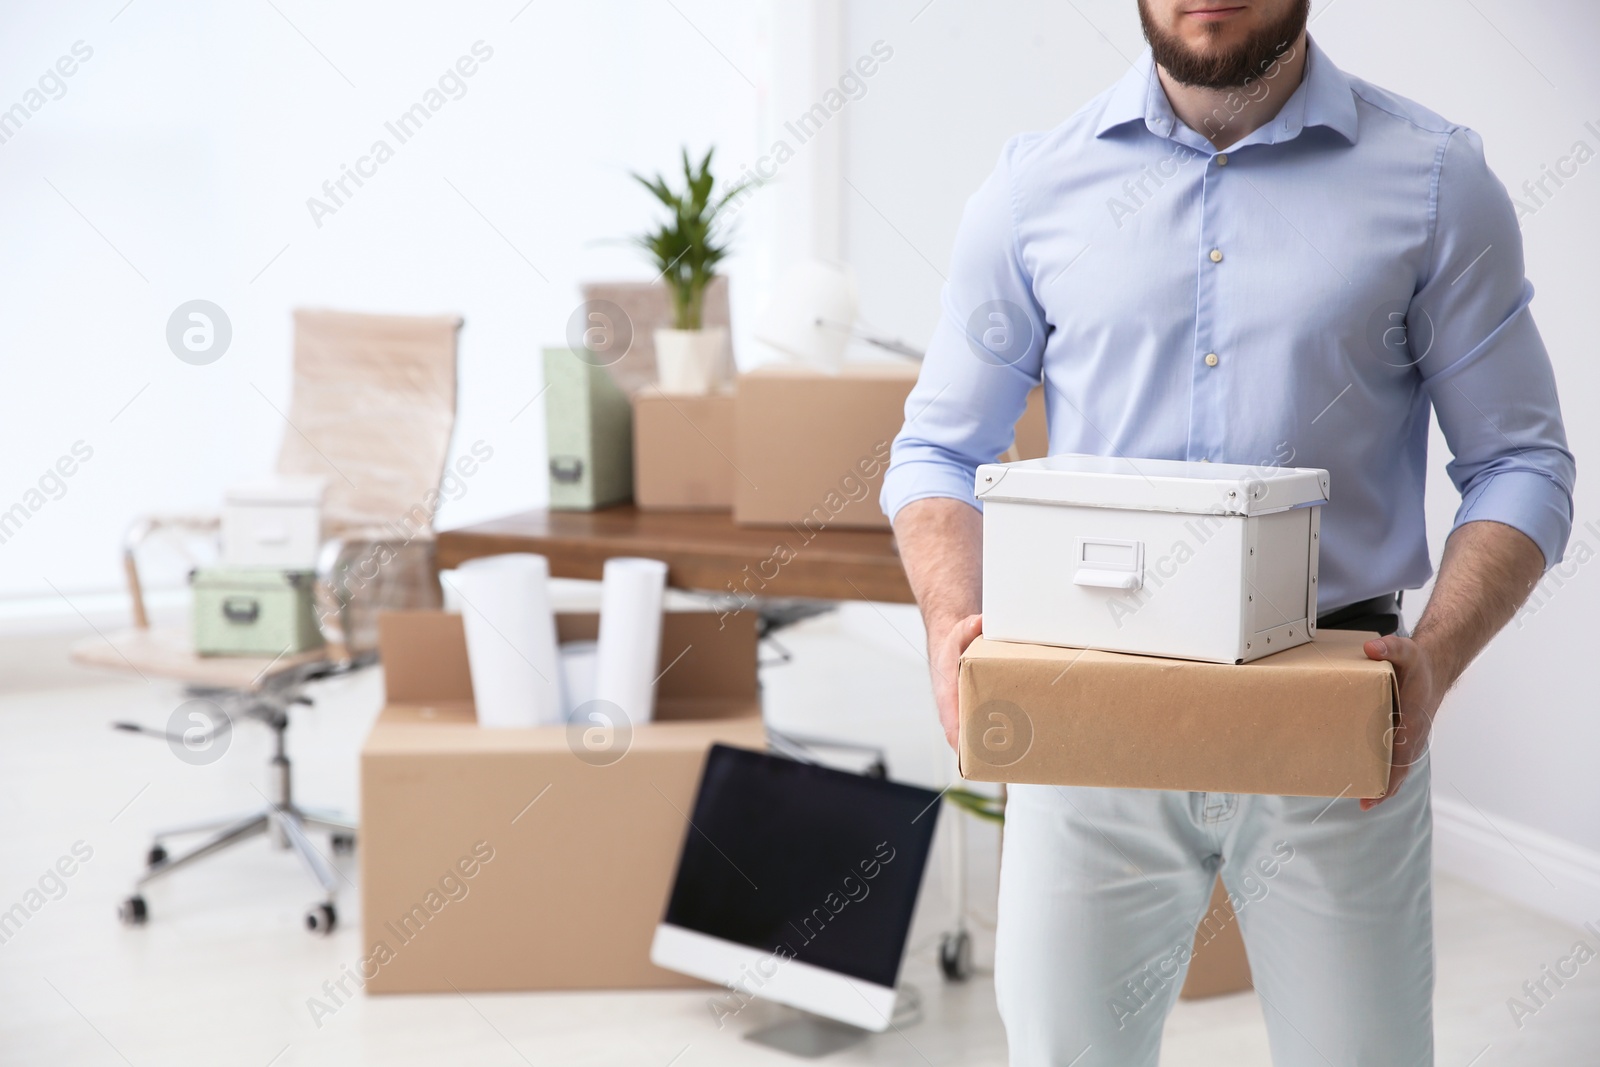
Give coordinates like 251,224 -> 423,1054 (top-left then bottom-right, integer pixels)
654,327 -> 728,395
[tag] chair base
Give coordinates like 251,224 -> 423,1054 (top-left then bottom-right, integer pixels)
116,672 -> 359,936
121,802 -> 357,935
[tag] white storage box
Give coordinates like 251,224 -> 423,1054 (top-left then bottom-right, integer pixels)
977,455 -> 1329,664
221,475 -> 327,568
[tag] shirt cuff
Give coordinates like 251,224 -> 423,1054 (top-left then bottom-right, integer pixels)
1453,468 -> 1574,569
880,460 -> 985,527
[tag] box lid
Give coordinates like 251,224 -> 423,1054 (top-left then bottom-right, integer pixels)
974,454 -> 1329,516
225,475 -> 328,506
192,566 -> 312,589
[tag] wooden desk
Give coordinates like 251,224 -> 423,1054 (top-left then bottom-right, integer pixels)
436,506 -> 914,604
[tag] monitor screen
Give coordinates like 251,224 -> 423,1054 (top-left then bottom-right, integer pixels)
661,744 -> 942,990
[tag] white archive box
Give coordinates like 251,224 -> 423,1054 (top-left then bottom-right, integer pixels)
976,455 -> 1330,664
221,475 -> 328,568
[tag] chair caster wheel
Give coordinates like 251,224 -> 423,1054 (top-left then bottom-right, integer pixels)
330,833 -> 356,855
147,844 -> 167,866
306,902 -> 337,935
119,896 -> 149,926
939,929 -> 972,981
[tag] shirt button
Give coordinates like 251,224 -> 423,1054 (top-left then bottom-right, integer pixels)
1209,248 -> 1224,263
1216,154 -> 1229,166
1204,352 -> 1220,367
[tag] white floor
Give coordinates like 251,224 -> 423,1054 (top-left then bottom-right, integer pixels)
2,606 -> 1597,1066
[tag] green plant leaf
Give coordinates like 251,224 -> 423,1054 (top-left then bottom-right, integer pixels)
944,788 -> 1006,823
626,145 -> 764,329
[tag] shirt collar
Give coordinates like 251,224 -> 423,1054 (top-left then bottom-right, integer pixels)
1298,38 -> 1359,143
1093,36 -> 1358,146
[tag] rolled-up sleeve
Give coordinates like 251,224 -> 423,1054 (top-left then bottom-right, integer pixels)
1413,127 -> 1576,568
879,137 -> 1048,525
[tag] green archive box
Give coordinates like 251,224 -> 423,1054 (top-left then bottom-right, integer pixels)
543,347 -> 634,510
191,567 -> 325,657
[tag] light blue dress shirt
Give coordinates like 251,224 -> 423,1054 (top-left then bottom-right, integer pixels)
881,37 -> 1575,612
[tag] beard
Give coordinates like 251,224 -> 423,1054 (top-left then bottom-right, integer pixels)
1138,0 -> 1310,90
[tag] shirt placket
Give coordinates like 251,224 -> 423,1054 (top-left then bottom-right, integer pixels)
1188,150 -> 1231,464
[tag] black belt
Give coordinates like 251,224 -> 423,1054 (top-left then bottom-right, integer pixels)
1316,593 -> 1403,637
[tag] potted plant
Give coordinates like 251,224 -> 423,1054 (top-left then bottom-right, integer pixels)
631,147 -> 754,394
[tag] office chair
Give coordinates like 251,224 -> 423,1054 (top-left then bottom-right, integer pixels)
71,308 -> 463,935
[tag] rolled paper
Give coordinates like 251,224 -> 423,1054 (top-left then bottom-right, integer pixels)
452,553 -> 564,727
593,557 -> 669,723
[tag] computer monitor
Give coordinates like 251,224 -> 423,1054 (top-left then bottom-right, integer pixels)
651,744 -> 942,1032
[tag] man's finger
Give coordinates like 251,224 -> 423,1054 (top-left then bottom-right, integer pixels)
1361,763 -> 1407,810
1363,634 -> 1418,670
941,616 -> 985,672
1363,761 -> 1410,810
940,617 -> 982,752
1363,731 -> 1415,810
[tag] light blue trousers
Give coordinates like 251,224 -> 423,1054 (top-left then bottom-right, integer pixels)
994,757 -> 1433,1066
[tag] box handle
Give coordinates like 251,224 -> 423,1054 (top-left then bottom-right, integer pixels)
222,596 -> 261,624
1073,537 -> 1143,591
549,456 -> 585,484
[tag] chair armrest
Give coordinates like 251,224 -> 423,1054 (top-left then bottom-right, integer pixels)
123,513 -> 221,629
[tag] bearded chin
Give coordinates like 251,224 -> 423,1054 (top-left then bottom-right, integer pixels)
1138,0 -> 1310,90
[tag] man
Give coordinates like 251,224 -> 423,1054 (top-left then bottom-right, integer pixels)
881,1 -> 1575,1064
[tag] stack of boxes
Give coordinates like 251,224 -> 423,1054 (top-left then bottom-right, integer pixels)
958,455 -> 1397,799
192,476 -> 328,657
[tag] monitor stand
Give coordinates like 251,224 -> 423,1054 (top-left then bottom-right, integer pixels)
743,1013 -> 870,1058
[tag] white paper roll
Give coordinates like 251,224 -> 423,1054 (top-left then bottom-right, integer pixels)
593,557 -> 669,724
451,553 -> 564,728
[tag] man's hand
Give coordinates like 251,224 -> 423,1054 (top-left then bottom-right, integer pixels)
1356,520 -> 1545,811
930,614 -> 985,749
1360,636 -> 1447,809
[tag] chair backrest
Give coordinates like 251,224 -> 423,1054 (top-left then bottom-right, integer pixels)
275,309 -> 463,535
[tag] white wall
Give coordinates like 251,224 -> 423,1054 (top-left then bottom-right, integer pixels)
0,0 -> 783,606
841,0 -> 1600,916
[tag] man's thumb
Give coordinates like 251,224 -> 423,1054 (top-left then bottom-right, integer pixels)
954,613 -> 985,654
1363,635 -> 1413,667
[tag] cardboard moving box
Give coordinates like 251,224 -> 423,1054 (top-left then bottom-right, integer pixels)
362,608 -> 763,993
733,362 -> 916,530
733,367 -> 1053,529
632,388 -> 738,510
958,629 -> 1396,798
